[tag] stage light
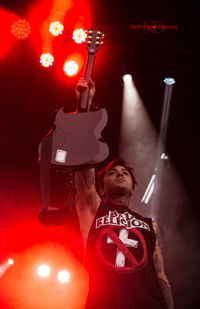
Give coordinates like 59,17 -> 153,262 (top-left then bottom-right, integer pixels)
164,77 -> 176,85
37,264 -> 51,278
119,73 -> 158,212
57,270 -> 70,283
122,74 -> 132,83
63,60 -> 78,76
72,29 -> 87,44
141,174 -> 156,204
49,21 -> 64,36
0,258 -> 15,278
161,153 -> 168,160
40,53 -> 54,67
10,19 -> 31,40
8,258 -> 14,265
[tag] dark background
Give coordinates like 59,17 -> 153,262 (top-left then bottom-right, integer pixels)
0,0 -> 200,308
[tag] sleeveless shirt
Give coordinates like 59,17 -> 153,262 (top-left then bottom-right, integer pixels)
84,201 -> 167,309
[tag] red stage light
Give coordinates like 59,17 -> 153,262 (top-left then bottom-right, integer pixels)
63,60 -> 78,76
0,8 -> 18,59
40,53 -> 54,67
0,243 -> 89,309
49,21 -> 64,36
10,19 -> 31,40
72,28 -> 87,44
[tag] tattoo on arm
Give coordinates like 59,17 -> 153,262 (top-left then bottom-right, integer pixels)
158,278 -> 174,309
75,169 -> 100,212
75,168 -> 96,191
153,222 -> 174,309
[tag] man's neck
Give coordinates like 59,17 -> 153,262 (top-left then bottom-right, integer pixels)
104,194 -> 130,207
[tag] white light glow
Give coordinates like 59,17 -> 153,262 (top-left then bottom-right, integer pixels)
161,153 -> 168,160
122,74 -> 132,83
141,174 -> 156,204
72,29 -> 87,44
63,60 -> 78,76
0,259 -> 15,278
49,21 -> 64,36
57,270 -> 70,283
40,53 -> 54,68
164,77 -> 176,85
8,258 -> 14,265
37,264 -> 51,278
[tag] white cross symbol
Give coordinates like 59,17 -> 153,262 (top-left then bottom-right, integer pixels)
107,228 -> 138,267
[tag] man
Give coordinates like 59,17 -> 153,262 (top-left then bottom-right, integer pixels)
75,80 -> 174,309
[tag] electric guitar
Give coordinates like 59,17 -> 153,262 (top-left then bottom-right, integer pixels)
38,29 -> 109,168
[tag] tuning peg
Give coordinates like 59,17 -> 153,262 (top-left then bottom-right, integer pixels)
100,41 -> 104,45
88,35 -> 92,39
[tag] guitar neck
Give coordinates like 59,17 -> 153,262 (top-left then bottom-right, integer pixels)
76,29 -> 104,113
77,53 -> 96,112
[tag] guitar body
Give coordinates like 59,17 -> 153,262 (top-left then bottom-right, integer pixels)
39,107 -> 109,166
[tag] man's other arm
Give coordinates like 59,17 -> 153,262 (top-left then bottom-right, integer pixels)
152,222 -> 174,309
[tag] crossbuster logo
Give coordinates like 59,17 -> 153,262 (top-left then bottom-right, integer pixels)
96,211 -> 150,231
96,226 -> 148,273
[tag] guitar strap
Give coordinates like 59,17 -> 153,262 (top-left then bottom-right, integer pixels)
40,131 -> 52,211
39,130 -> 78,226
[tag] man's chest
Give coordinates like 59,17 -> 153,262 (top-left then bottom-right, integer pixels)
86,208 -> 153,274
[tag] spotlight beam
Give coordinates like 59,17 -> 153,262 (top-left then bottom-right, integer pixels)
0,258 -> 14,278
150,78 -> 176,218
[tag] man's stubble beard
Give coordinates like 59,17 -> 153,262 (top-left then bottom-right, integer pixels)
103,186 -> 132,207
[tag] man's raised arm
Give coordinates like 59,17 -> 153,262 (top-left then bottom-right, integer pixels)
74,79 -> 101,245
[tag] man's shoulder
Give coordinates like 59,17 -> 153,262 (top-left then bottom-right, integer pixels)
127,207 -> 153,222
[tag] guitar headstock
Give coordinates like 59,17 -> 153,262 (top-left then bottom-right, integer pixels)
86,29 -> 104,54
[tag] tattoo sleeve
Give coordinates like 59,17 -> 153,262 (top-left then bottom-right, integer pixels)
153,222 -> 174,309
75,168 -> 96,191
75,168 -> 100,212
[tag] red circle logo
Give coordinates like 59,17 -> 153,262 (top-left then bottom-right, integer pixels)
96,226 -> 148,274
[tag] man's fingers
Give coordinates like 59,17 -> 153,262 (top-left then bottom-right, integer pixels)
88,79 -> 95,88
76,79 -> 88,89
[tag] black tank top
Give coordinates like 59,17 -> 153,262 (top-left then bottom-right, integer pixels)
85,201 -> 167,309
